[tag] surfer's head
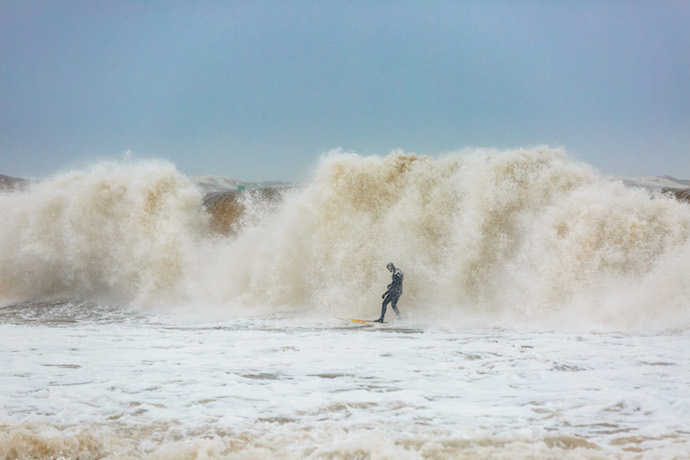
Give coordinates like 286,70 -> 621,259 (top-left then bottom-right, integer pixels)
387,262 -> 395,272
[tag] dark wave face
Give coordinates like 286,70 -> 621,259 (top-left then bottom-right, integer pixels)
0,174 -> 30,192
203,188 -> 287,235
662,187 -> 690,203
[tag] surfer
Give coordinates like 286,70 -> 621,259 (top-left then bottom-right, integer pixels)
375,262 -> 403,322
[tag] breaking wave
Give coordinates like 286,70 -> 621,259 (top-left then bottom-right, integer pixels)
1,148 -> 690,330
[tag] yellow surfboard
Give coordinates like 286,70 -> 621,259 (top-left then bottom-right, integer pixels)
337,317 -> 384,325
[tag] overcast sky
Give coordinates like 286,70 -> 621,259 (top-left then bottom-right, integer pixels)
1,1 -> 688,182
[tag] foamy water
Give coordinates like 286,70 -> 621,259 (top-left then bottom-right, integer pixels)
1,148 -> 690,458
1,303 -> 689,459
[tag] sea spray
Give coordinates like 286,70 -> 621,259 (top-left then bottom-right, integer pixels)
0,160 -> 209,306
218,148 -> 690,330
1,149 -> 689,330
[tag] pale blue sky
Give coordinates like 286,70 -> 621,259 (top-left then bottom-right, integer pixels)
1,1 -> 688,182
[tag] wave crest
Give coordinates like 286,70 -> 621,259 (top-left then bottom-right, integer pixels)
2,149 -> 689,331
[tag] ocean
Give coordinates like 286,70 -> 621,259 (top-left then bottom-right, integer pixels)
1,148 -> 689,459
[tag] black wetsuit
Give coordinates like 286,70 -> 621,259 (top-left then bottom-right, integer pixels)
378,266 -> 403,321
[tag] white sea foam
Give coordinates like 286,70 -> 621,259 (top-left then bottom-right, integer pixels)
0,310 -> 688,459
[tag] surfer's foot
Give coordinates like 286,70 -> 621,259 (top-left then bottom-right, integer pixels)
374,318 -> 384,323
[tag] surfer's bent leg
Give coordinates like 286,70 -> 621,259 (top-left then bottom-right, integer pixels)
378,292 -> 401,322
391,293 -> 401,318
